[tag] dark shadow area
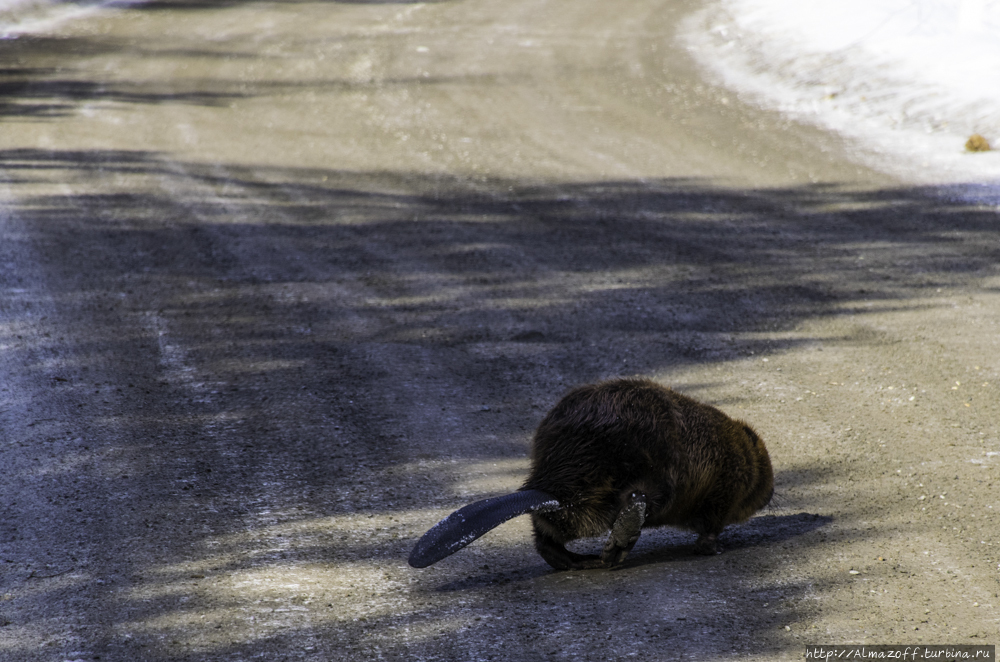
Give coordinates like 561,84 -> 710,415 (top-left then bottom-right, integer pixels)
627,512 -> 833,569
0,76 -> 248,110
0,10 -> 491,121
434,563 -> 554,592
719,511 -> 833,549
0,72 -> 497,110
2,146 -> 997,659
430,512 -> 832,591
0,60 -> 498,119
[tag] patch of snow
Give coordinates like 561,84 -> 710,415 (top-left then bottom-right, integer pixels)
684,0 -> 1000,204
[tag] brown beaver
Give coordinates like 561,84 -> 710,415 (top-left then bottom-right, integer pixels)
409,377 -> 774,570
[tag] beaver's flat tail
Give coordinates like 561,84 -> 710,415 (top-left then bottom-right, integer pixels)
408,489 -> 561,568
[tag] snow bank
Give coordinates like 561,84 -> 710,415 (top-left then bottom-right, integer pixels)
685,0 -> 1000,202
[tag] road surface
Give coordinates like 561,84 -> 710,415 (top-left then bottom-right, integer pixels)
0,1 -> 997,660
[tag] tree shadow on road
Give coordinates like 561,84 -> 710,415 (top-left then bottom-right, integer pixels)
1,147 -> 997,659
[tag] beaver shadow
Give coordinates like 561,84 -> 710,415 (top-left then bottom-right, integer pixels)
720,512 -> 832,550
434,512 -> 830,590
435,563 -> 554,592
623,511 -> 832,569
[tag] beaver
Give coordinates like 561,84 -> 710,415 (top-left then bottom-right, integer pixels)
409,377 -> 774,570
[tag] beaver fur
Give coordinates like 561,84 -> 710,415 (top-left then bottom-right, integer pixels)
409,377 -> 774,571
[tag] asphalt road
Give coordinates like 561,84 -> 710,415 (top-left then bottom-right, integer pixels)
0,1 -> 997,660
